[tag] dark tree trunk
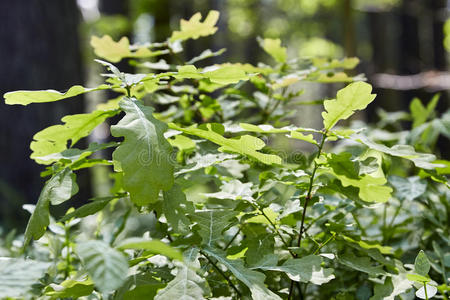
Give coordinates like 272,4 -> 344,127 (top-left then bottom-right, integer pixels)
0,0 -> 87,230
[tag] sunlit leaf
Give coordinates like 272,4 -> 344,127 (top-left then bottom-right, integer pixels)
169,123 -> 282,165
170,10 -> 220,42
322,82 -> 376,130
116,237 -> 183,261
91,35 -> 167,63
259,38 -> 287,63
4,84 -> 111,106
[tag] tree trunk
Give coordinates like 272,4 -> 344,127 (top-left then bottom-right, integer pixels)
0,0 -> 87,230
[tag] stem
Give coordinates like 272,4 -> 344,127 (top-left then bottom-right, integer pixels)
224,228 -> 241,250
64,225 -> 71,278
110,208 -> 131,246
125,86 -> 131,97
424,282 -> 429,300
352,212 -> 367,236
296,131 -> 327,251
289,131 -> 326,300
200,250 -> 242,297
250,202 -> 295,257
313,232 -> 336,255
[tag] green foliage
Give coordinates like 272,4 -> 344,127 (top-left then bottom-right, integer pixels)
2,10 -> 449,300
111,97 -> 174,205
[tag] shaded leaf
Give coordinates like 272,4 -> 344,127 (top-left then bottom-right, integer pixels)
163,184 -> 195,234
76,240 -> 129,292
389,176 -> 427,201
203,248 -> 281,300
0,258 -> 50,298
355,135 -> 444,169
257,255 -> 335,285
59,196 -> 116,223
24,168 -> 78,246
155,248 -> 209,300
111,97 -> 174,205
190,210 -> 238,247
414,250 -> 430,276
339,252 -> 386,276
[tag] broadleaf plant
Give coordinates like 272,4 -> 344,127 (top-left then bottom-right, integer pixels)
2,10 -> 449,300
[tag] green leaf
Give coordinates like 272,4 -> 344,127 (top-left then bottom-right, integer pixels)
59,196 -> 115,223
169,123 -> 282,165
406,273 -> 430,283
24,168 -> 78,246
187,48 -> 226,64
175,64 -> 249,84
116,237 -> 183,261
333,173 -> 392,203
46,277 -> 94,299
34,142 -> 116,165
91,35 -> 167,63
312,57 -> 360,70
414,250 -> 430,276
163,184 -> 195,234
416,284 -> 437,299
355,135 -> 444,169
203,179 -> 254,201
410,94 -> 439,128
203,66 -> 250,85
288,131 -> 318,145
76,240 -> 129,292
322,82 -> 376,130
190,210 -> 238,247
389,176 -> 427,201
30,109 -> 118,164
259,38 -> 287,63
0,258 -> 50,298
111,97 -> 174,205
203,248 -> 282,300
124,283 -> 165,300
257,255 -> 335,285
327,153 -> 360,179
339,252 -> 386,276
4,84 -> 110,105
170,10 -> 220,42
155,248 -> 209,300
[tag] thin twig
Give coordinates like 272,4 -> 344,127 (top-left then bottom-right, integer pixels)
200,250 -> 242,297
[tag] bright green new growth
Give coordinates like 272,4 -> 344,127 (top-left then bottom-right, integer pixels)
322,81 -> 376,130
30,109 -> 118,163
4,84 -> 110,105
170,123 -> 282,165
111,97 -> 174,205
259,38 -> 287,63
170,10 -> 220,42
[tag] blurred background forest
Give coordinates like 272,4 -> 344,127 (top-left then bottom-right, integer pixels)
1,0 -> 449,231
